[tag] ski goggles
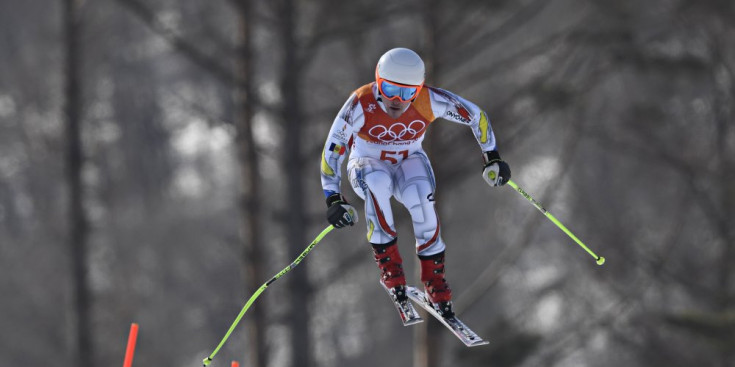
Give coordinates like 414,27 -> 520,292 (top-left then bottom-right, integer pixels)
376,79 -> 423,102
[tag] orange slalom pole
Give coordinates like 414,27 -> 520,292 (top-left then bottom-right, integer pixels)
231,362 -> 240,367
123,323 -> 139,367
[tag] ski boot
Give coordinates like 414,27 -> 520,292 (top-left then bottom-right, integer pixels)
373,239 -> 408,303
420,251 -> 454,318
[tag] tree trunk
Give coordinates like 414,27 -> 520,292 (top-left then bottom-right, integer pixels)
64,0 -> 91,366
277,0 -> 310,365
414,2 -> 445,366
235,1 -> 267,366
713,38 -> 735,367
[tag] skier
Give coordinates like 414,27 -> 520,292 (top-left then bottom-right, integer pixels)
320,48 -> 510,318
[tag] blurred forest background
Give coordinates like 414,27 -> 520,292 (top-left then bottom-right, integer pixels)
1,0 -> 734,366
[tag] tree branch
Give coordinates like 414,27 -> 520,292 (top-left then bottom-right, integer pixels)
112,0 -> 238,86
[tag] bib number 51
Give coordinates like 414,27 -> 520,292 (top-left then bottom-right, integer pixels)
380,150 -> 408,164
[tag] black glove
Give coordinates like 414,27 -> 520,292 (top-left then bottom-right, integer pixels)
482,150 -> 511,186
326,193 -> 358,228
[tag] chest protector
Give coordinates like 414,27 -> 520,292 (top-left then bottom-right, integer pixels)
354,83 -> 435,145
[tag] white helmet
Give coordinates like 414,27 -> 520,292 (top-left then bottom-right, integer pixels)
375,48 -> 425,86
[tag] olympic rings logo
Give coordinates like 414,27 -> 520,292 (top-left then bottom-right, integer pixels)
368,120 -> 426,142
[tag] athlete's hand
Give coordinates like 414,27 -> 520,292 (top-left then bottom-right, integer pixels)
326,193 -> 358,228
482,150 -> 511,187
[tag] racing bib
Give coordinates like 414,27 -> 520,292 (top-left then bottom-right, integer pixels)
354,83 -> 436,146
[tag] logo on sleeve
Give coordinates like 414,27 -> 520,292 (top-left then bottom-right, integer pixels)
331,124 -> 349,141
446,110 -> 470,124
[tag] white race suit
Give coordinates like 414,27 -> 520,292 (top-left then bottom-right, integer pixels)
320,82 -> 498,256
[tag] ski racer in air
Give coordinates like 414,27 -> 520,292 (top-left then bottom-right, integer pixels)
320,47 -> 511,318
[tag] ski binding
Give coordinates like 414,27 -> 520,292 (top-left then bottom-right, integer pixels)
380,281 -> 424,326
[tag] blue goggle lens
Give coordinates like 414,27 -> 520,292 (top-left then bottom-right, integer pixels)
380,81 -> 418,101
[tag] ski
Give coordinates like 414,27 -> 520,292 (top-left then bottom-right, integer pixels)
406,286 -> 489,347
380,281 -> 424,326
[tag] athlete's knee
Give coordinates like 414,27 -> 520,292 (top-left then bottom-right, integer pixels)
400,182 -> 436,223
401,182 -> 443,255
364,170 -> 393,194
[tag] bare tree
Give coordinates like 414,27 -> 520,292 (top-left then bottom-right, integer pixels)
63,0 -> 91,366
414,2 -> 446,366
274,0 -> 313,364
233,0 -> 268,366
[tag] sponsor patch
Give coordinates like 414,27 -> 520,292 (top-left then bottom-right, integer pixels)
446,110 -> 470,124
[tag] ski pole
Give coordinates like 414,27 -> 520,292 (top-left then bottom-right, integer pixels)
203,225 -> 336,366
506,179 -> 605,265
